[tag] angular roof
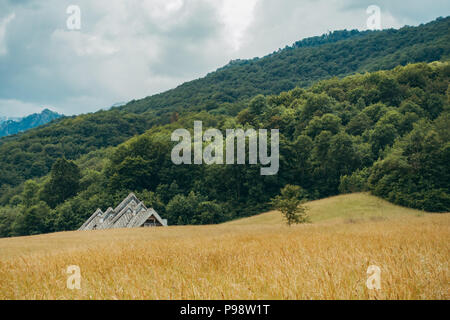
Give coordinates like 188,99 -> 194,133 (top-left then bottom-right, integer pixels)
78,208 -> 103,230
78,193 -> 167,231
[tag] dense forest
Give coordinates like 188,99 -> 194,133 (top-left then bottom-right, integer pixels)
0,17 -> 449,195
0,60 -> 448,237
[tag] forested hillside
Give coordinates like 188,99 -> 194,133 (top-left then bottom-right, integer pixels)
0,61 -> 448,237
0,17 -> 448,195
121,17 -> 450,114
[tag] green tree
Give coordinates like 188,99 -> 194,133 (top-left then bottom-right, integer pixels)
165,192 -> 201,225
248,94 -> 267,116
0,206 -> 17,237
306,114 -> 341,138
165,191 -> 227,225
41,158 -> 81,208
346,113 -> 372,136
271,185 -> 309,226
16,201 -> 51,236
21,180 -> 40,208
339,168 -> 371,193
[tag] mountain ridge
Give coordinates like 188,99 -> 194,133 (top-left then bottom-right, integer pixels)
0,109 -> 63,138
119,16 -> 450,114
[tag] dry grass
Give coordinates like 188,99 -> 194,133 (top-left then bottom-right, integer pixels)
0,193 -> 448,300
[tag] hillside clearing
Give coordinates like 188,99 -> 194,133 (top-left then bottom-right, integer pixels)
225,193 -> 426,225
0,194 -> 448,300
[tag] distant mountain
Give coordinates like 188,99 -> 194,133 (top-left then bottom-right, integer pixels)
0,109 -> 63,138
0,116 -> 21,124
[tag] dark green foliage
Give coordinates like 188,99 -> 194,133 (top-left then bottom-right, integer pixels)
165,191 -> 229,225
339,168 -> 371,194
368,117 -> 450,212
20,202 -> 52,235
40,158 -> 82,208
22,180 -> 40,208
0,111 -> 153,192
347,113 -> 373,136
105,134 -> 174,192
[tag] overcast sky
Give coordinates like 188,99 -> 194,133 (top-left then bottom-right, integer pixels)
0,0 -> 449,117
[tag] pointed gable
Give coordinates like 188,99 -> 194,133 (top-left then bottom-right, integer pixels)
78,208 -> 103,231
78,193 -> 167,231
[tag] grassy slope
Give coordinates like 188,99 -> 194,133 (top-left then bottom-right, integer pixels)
225,193 -> 426,225
0,194 -> 448,299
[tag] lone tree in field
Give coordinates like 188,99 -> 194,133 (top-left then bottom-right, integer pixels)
271,185 -> 309,226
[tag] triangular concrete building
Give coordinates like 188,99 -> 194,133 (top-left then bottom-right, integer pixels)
78,193 -> 168,231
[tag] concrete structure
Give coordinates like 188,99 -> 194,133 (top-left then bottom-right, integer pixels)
78,193 -> 167,231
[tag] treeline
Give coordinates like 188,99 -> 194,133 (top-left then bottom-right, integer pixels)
0,17 -> 448,196
0,62 -> 448,237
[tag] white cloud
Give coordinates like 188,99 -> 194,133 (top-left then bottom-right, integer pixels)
217,0 -> 260,51
0,99 -> 55,117
142,0 -> 185,25
0,12 -> 15,55
51,30 -> 119,57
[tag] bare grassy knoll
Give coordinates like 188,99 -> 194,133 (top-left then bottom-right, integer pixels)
0,193 -> 448,299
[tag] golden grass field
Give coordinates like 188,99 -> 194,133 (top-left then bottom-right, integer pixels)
0,193 -> 448,300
